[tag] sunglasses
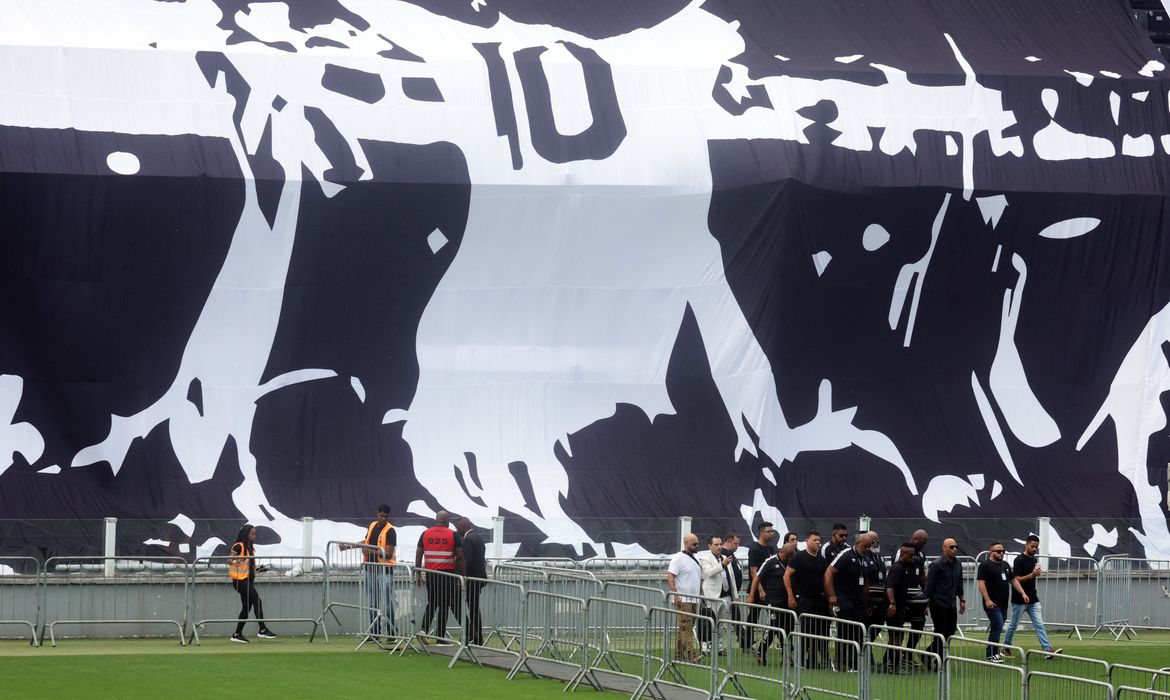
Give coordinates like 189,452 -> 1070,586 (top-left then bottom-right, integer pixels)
991,549 -> 1005,554
945,545 -> 957,549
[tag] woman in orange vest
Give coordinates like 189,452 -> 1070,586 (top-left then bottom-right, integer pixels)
229,524 -> 277,643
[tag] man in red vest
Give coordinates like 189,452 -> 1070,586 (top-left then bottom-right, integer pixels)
414,510 -> 465,642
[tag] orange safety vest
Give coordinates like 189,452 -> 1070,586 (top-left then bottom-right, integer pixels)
421,525 -> 457,571
228,542 -> 251,581
364,520 -> 397,564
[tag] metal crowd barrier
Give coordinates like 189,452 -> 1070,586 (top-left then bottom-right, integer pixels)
413,568 -> 464,649
1025,670 -> 1114,700
451,576 -> 526,668
868,624 -> 946,676
187,555 -> 326,645
1098,557 -> 1170,634
41,556 -> 190,646
570,597 -> 650,697
639,605 -> 717,700
346,562 -> 413,652
973,550 -> 1102,638
867,638 -> 943,700
507,590 -> 587,682
946,654 -> 1026,700
0,556 -> 41,645
732,600 -> 796,655
1111,665 -> 1170,695
318,541 -> 382,641
601,581 -> 667,610
1117,689 -> 1170,700
791,630 -> 863,698
717,618 -> 788,700
1024,649 -> 1109,684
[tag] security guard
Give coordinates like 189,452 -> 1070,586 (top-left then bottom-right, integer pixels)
414,511 -> 465,641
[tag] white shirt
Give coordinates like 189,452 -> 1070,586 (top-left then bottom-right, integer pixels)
668,550 -> 702,604
696,550 -> 725,599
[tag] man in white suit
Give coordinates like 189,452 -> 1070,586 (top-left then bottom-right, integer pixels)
697,535 -> 733,655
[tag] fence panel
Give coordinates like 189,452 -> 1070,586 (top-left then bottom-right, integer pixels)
639,605 -> 716,700
412,568 -> 465,651
1026,671 -> 1114,700
867,623 -> 945,677
946,654 -> 1025,700
568,597 -> 649,697
865,640 -> 942,700
795,612 -> 868,673
971,551 -> 1101,636
0,556 -> 40,645
731,600 -> 796,657
1111,666 -> 1170,695
507,590 -> 587,685
42,556 -> 189,646
1098,557 -> 1170,633
601,581 -> 667,610
318,541 -> 381,640
1096,556 -> 1137,639
1117,688 -> 1170,700
188,555 -> 326,645
947,635 -> 1025,667
1023,649 -> 1108,684
790,631 -> 863,699
450,576 -> 526,669
716,618 -> 787,700
492,563 -> 550,592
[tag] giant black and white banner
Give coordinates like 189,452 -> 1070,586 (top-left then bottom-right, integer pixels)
0,0 -> 1168,561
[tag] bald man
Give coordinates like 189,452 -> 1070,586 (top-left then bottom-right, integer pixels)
906,529 -> 930,658
667,533 -> 703,662
415,511 -> 464,642
924,537 -> 966,664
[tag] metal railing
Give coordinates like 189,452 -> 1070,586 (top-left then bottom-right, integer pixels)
187,555 -> 326,645
0,556 -> 41,645
41,556 -> 190,646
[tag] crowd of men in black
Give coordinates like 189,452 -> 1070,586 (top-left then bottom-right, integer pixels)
695,522 -> 1060,672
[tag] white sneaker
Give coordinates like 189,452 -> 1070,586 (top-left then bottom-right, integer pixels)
989,654 -> 1004,664
700,642 -> 711,655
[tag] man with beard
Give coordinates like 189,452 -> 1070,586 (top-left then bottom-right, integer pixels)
720,532 -> 748,650
745,521 -> 777,647
456,517 -> 486,646
906,529 -> 930,662
826,532 -> 872,672
785,531 -> 830,668
977,541 -> 1028,663
823,523 -> 850,561
1003,535 -> 1062,658
667,533 -> 704,662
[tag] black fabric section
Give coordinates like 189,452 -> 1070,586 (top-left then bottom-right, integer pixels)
186,379 -> 204,418
397,0 -> 691,39
474,42 -> 523,170
303,106 -> 364,184
401,76 -> 443,102
515,43 -> 627,163
712,65 -> 774,116
249,115 -> 285,229
252,141 -> 469,519
306,37 -> 347,49
322,64 -> 386,104
377,34 -> 425,63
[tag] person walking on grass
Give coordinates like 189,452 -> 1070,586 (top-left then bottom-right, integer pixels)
977,541 -> 1029,663
1002,535 -> 1062,659
228,524 -> 277,643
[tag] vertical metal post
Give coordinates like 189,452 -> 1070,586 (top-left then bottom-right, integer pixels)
103,517 -> 117,577
301,517 -> 314,572
491,516 -> 505,559
1038,516 -> 1051,569
677,516 -> 692,551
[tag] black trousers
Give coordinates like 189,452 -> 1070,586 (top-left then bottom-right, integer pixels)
232,579 -> 265,635
755,600 -> 793,661
834,602 -> 865,671
927,603 -> 958,659
883,608 -> 909,668
422,572 -> 462,638
697,602 -> 718,644
465,581 -> 484,646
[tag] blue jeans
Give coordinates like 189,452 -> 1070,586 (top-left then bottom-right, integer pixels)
1003,602 -> 1052,651
363,565 -> 396,635
985,606 -> 1004,657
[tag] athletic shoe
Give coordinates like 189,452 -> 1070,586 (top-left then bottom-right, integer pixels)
989,654 -> 1004,664
1001,648 -> 1013,658
257,629 -> 277,639
230,633 -> 249,644
1045,648 -> 1063,659
700,642 -> 710,655
417,633 -> 434,645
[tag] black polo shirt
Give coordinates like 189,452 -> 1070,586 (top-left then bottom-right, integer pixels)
911,549 -> 927,586
1011,554 -> 1038,605
977,559 -> 1014,609
863,550 -> 887,585
829,548 -> 867,607
788,550 -> 828,601
823,540 -> 849,561
755,554 -> 788,602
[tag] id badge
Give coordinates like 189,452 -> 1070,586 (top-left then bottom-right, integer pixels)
1000,572 -> 1007,581
859,576 -> 865,586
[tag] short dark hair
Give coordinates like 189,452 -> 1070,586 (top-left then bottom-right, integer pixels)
806,530 -> 821,539
758,521 -> 774,534
1025,534 -> 1040,544
723,532 -> 738,543
832,523 -> 848,532
784,531 -> 797,541
901,541 -> 915,549
377,504 -> 391,514
989,540 -> 1003,549
708,535 -> 722,545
